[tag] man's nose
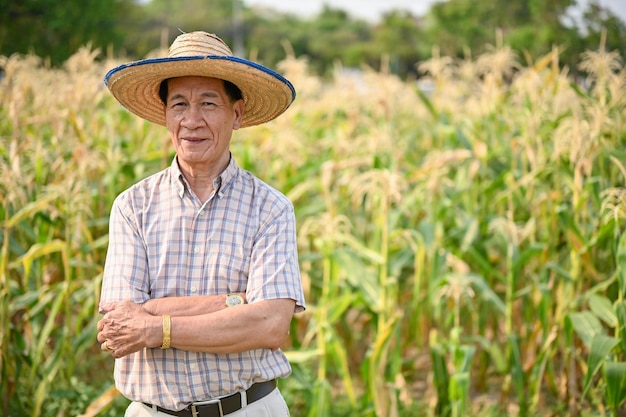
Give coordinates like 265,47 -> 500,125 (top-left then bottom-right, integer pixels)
181,105 -> 204,127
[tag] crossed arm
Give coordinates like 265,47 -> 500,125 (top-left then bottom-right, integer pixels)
98,191 -> 302,358
96,295 -> 296,358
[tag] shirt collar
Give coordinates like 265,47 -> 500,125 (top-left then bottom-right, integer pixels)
216,156 -> 237,199
171,155 -> 238,199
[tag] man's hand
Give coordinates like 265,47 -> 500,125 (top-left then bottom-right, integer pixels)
97,300 -> 161,358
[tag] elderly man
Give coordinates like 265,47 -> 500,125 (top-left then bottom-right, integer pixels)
96,31 -> 305,417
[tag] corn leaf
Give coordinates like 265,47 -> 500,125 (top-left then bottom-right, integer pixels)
568,311 -> 606,347
582,334 -> 620,398
588,294 -> 618,328
604,361 -> 626,412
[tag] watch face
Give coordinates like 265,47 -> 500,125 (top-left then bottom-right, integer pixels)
226,294 -> 244,306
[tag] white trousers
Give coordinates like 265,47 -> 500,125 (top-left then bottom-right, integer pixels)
124,388 -> 290,417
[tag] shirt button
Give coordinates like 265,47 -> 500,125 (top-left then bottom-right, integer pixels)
194,246 -> 200,254
191,286 -> 197,293
190,363 -> 197,370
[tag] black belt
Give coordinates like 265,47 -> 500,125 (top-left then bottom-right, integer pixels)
144,379 -> 277,417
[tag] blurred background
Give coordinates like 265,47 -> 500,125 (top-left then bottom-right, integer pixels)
2,1 -> 626,417
1,0 -> 625,79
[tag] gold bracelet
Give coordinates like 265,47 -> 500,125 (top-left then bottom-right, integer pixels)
161,315 -> 171,349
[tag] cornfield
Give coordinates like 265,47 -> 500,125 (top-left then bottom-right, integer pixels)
1,33 -> 626,417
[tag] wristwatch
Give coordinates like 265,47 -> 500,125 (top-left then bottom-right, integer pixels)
225,293 -> 244,307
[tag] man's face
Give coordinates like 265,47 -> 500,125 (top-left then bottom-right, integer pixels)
164,76 -> 244,171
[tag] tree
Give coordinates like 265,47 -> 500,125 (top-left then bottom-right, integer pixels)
0,0 -> 138,65
304,5 -> 372,75
422,0 -> 626,73
369,10 -> 424,77
578,1 -> 626,59
1,0 -> 623,78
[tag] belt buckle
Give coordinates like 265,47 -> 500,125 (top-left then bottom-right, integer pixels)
190,398 -> 223,417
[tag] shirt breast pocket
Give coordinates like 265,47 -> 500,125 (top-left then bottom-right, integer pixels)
204,242 -> 250,293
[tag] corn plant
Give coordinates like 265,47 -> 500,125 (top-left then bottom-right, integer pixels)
1,32 -> 626,417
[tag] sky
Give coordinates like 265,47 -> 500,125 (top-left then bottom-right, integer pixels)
243,0 -> 626,24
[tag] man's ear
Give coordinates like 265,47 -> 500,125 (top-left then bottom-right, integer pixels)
232,100 -> 244,130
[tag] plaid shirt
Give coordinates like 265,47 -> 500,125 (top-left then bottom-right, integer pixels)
100,156 -> 305,411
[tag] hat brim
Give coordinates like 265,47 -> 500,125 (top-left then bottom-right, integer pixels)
104,56 -> 296,128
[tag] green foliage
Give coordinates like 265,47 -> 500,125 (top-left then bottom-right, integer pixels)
0,46 -> 169,416
568,231 -> 626,416
2,29 -> 626,417
1,0 -> 625,79
0,0 -> 137,65
423,0 -> 626,72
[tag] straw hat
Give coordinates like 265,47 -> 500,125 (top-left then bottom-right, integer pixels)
104,31 -> 296,128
